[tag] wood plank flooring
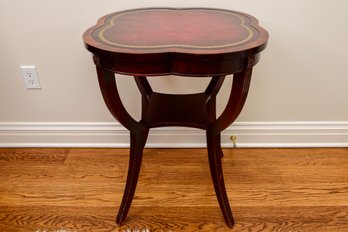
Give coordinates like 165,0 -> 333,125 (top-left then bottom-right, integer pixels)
0,148 -> 347,232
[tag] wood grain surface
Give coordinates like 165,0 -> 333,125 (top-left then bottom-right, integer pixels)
0,148 -> 347,231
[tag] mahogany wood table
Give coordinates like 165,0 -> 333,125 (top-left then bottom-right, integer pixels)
83,8 -> 268,228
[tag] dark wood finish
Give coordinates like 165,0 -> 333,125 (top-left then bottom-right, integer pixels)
1,148 -> 348,232
83,7 -> 268,228
83,8 -> 268,76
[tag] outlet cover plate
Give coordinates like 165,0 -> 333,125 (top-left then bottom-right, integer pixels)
20,65 -> 41,89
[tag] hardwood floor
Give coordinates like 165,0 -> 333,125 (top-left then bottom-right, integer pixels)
0,148 -> 347,232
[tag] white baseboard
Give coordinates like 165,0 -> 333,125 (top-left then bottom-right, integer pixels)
0,121 -> 347,148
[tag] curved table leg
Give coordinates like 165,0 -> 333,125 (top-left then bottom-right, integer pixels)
211,68 -> 253,134
96,67 -> 149,225
206,130 -> 235,227
205,76 -> 225,158
134,76 -> 153,117
206,68 -> 253,228
116,128 -> 149,224
96,67 -> 139,131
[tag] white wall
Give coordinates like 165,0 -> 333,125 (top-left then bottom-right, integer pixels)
1,1 -> 347,147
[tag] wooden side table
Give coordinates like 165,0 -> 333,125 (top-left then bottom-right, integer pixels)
83,8 -> 268,228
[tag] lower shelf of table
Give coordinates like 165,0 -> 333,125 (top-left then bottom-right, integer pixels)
140,92 -> 211,129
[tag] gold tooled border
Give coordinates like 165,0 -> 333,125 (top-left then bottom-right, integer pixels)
97,9 -> 254,49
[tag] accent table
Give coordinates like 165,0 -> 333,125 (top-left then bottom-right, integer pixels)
83,8 -> 268,228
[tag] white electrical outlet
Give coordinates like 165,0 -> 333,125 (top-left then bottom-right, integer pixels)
20,65 -> 41,89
